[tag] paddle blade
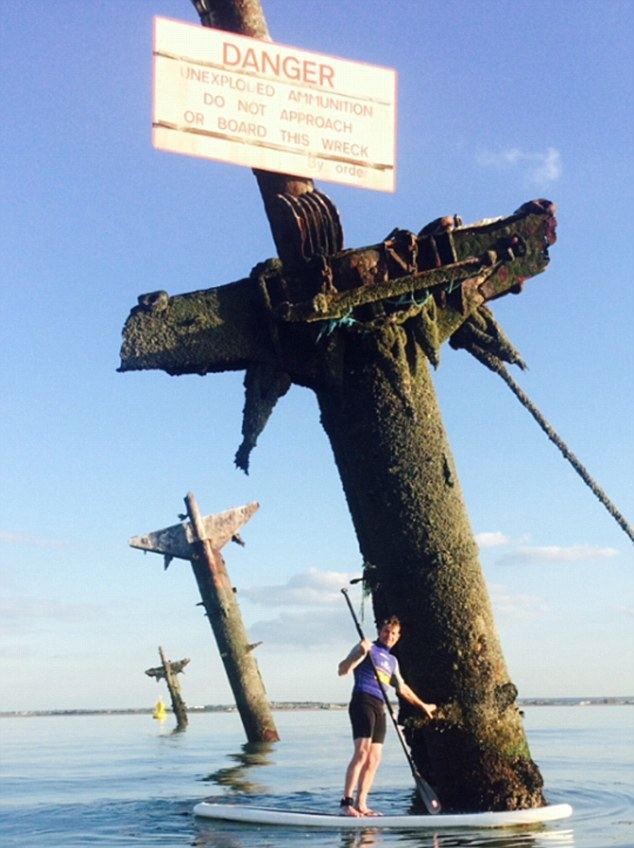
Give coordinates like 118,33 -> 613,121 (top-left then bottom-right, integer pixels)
415,774 -> 442,815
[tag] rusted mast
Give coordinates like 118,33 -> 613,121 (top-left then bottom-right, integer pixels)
131,496 -> 279,743
184,493 -> 279,742
120,0 -> 558,810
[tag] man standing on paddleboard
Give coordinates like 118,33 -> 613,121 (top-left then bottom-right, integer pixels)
338,616 -> 436,817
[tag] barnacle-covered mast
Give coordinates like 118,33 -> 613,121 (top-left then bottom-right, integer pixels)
120,0 -> 557,811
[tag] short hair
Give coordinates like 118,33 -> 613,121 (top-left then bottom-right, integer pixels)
381,616 -> 401,630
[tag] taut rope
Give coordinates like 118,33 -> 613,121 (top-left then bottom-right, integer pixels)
476,350 -> 633,545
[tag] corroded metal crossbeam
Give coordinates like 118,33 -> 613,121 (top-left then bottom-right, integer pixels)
119,200 -> 556,377
145,657 -> 190,679
129,502 -> 259,560
274,200 -> 556,326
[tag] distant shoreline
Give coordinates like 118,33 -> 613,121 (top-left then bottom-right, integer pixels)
2,696 -> 632,718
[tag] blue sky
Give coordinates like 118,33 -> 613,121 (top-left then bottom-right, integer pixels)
1,1 -> 632,712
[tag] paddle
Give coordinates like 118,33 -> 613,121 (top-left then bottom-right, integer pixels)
341,588 -> 442,815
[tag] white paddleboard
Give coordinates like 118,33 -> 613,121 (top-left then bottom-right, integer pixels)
193,800 -> 573,829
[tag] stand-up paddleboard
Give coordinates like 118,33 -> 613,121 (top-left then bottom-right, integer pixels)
193,801 -> 573,829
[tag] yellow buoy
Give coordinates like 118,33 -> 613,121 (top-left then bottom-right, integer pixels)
153,699 -> 167,720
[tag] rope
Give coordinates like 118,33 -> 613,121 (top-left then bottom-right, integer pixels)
477,351 -> 634,545
316,309 -> 359,342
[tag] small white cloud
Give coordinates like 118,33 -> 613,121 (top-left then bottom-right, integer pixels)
489,583 -> 548,620
476,146 -> 562,186
242,569 -> 373,649
532,147 -> 562,183
0,597 -> 97,622
499,544 -> 618,565
249,607 -> 358,649
0,530 -> 66,548
0,597 -> 101,638
476,531 -> 508,549
240,568 -> 359,608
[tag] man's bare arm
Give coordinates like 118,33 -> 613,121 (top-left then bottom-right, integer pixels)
338,639 -> 372,676
396,681 -> 436,719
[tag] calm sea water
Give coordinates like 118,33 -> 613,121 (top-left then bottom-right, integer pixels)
0,706 -> 632,848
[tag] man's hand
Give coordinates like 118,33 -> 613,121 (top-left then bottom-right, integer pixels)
421,702 -> 436,720
359,638 -> 372,654
398,683 -> 437,719
338,639 -> 371,676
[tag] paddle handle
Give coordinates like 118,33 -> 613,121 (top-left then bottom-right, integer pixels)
341,587 -> 366,642
341,589 -> 396,706
341,588 -> 397,723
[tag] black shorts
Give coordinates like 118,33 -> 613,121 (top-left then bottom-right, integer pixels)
348,692 -> 386,744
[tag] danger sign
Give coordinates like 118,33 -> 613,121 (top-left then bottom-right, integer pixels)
153,17 -> 397,192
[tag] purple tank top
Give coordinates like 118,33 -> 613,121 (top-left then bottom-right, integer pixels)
353,641 -> 399,701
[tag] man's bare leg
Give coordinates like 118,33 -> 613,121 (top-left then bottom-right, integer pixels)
356,742 -> 383,815
341,738 -> 372,816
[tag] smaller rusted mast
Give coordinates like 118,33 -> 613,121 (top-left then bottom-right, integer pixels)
159,646 -> 188,730
145,647 -> 190,730
130,494 -> 279,743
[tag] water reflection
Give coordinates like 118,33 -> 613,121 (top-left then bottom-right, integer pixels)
336,826 -> 575,848
194,826 -> 574,848
380,826 -> 575,848
339,828 -> 383,848
192,831 -> 246,848
201,740 -> 276,794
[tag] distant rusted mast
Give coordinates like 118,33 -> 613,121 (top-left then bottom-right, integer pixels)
145,647 -> 190,730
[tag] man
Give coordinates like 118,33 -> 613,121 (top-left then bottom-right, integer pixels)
337,615 -> 436,817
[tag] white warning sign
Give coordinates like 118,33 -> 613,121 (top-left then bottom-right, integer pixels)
153,17 -> 397,192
